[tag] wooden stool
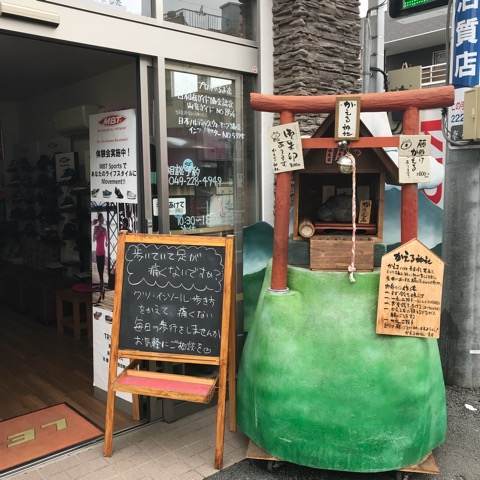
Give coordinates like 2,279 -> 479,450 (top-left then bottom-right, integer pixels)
56,288 -> 92,343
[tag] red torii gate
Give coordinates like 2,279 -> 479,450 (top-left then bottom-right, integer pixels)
251,85 -> 455,292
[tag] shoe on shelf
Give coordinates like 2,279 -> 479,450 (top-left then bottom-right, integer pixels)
103,190 -> 112,198
36,173 -> 54,187
60,196 -> 75,208
10,207 -> 25,219
37,155 -> 50,170
70,184 -> 88,193
91,188 -> 99,198
8,173 -> 20,185
61,168 -> 76,179
126,190 -> 136,200
62,222 -> 78,240
21,222 -> 36,236
18,157 -> 30,170
6,161 -> 17,172
114,187 -> 124,199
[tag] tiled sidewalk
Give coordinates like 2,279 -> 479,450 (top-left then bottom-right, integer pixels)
6,407 -> 247,480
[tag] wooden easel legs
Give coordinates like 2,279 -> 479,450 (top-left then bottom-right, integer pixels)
103,388 -> 116,457
131,394 -> 140,421
214,326 -> 237,468
214,378 -> 227,469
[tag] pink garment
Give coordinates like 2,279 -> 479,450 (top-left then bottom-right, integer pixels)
95,227 -> 106,256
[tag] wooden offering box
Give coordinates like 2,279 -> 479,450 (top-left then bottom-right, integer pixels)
294,116 -> 399,271
310,236 -> 374,271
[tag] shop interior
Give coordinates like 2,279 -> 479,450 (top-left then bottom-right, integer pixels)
0,34 -> 143,432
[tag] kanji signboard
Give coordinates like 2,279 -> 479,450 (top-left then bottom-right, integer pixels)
452,0 -> 480,88
376,239 -> 444,339
335,95 -> 361,141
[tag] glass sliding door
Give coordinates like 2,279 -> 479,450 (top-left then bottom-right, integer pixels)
165,64 -> 248,237
157,62 -> 256,422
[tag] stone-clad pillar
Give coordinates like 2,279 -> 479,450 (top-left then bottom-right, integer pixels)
273,0 -> 362,135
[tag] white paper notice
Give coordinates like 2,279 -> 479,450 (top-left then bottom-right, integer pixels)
93,306 -> 131,402
398,134 -> 432,184
269,122 -> 304,174
89,109 -> 137,203
169,197 -> 187,216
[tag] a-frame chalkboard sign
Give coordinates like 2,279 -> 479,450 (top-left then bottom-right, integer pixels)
103,232 -> 236,469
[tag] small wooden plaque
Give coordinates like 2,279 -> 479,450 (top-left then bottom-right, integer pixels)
376,239 -> 444,339
358,200 -> 372,224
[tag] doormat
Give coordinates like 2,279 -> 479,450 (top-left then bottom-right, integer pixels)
0,403 -> 103,473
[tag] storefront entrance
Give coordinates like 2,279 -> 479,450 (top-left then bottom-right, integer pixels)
0,33 -> 148,473
0,27 -> 258,474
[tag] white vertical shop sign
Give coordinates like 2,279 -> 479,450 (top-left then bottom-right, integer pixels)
89,109 -> 138,203
448,0 -> 480,148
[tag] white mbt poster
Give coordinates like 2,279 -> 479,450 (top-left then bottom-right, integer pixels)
89,109 -> 138,203
93,306 -> 132,403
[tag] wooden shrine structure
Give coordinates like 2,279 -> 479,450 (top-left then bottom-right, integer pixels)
250,86 -> 455,291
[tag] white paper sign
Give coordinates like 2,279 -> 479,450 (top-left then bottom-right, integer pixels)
448,87 -> 467,144
89,109 -> 137,203
93,306 -> 131,402
398,134 -> 432,184
335,97 -> 361,140
169,197 -> 187,215
269,122 -> 304,174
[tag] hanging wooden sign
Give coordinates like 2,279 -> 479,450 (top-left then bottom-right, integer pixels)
269,122 -> 304,173
376,239 -> 444,339
103,233 -> 236,469
334,95 -> 361,141
398,134 -> 432,183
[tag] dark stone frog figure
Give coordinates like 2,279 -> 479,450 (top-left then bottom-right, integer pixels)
317,194 -> 357,223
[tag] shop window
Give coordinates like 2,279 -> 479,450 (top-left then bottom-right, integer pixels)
92,0 -> 153,16
165,66 -> 256,234
432,49 -> 447,65
163,1 -> 255,39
